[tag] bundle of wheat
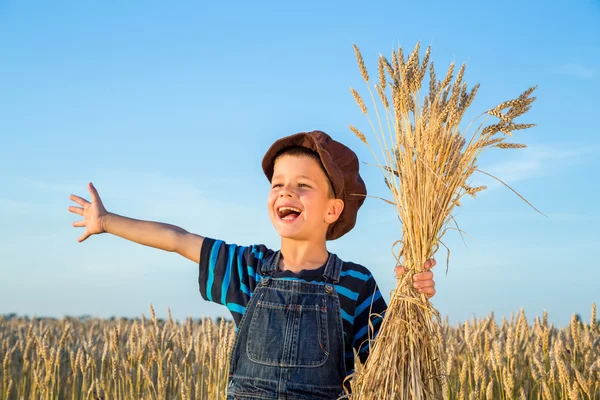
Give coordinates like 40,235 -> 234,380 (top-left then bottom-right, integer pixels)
346,42 -> 539,399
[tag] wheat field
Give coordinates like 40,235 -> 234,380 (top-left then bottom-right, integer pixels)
0,304 -> 598,399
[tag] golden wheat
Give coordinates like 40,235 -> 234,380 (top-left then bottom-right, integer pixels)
0,305 -> 598,399
0,305 -> 234,400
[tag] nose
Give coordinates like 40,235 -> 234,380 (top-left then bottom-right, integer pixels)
279,184 -> 294,198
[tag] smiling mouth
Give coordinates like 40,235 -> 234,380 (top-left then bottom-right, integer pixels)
277,206 -> 302,220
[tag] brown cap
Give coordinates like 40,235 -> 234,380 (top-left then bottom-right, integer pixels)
262,130 -> 367,240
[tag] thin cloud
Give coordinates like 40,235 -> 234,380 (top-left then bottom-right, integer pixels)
15,171 -> 264,220
0,198 -> 37,216
484,158 -> 542,185
557,64 -> 595,79
21,179 -> 76,194
472,144 -> 600,190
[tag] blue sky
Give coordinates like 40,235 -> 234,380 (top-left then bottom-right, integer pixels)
1,0 -> 598,327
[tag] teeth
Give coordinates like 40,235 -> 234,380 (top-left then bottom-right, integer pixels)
278,206 -> 301,213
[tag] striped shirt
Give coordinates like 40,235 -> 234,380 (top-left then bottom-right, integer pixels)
198,238 -> 387,373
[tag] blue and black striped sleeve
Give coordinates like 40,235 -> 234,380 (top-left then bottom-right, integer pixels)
198,238 -> 273,320
352,275 -> 387,364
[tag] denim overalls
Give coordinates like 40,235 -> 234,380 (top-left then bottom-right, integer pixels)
226,251 -> 348,400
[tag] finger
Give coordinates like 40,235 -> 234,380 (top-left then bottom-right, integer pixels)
72,220 -> 86,228
424,259 -> 437,270
70,194 -> 90,207
88,182 -> 101,203
395,265 -> 405,278
413,270 -> 433,282
414,279 -> 435,289
78,231 -> 91,243
418,286 -> 436,298
68,206 -> 84,216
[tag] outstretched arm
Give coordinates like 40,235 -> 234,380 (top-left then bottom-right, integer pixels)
68,182 -> 204,263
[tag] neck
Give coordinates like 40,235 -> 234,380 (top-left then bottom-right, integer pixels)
279,237 -> 329,273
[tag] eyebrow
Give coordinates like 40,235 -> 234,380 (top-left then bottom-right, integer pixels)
271,174 -> 317,182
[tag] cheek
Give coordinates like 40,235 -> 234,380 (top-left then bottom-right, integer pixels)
301,195 -> 324,213
267,191 -> 277,208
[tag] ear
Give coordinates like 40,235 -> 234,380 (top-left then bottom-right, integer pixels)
324,198 -> 345,224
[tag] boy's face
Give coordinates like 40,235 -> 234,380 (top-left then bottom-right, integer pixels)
268,154 -> 344,241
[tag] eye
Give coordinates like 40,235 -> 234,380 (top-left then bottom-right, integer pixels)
298,183 -> 311,188
272,183 -> 283,188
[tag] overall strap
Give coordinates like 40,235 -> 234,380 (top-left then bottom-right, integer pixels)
322,253 -> 343,283
259,250 -> 342,282
258,251 -> 281,275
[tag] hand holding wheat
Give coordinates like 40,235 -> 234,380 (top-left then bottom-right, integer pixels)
68,182 -> 108,242
397,259 -> 437,298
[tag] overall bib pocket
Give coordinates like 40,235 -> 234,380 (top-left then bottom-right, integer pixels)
246,299 -> 329,367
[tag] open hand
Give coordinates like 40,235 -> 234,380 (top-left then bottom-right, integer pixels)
395,259 -> 436,298
68,182 -> 108,242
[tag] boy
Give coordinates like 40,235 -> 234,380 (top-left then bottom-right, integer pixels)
68,130 -> 436,399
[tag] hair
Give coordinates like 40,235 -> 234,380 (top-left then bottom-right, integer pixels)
273,146 -> 336,198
